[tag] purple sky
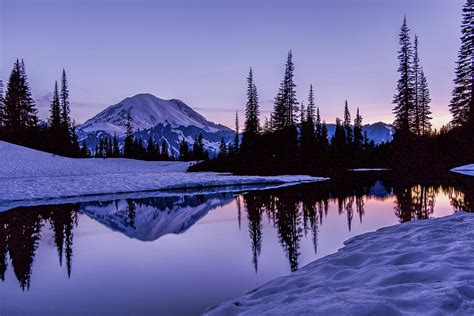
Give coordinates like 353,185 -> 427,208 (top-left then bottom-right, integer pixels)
0,0 -> 464,129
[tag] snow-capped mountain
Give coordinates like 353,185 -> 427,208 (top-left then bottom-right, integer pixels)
80,93 -> 231,135
325,122 -> 393,145
77,93 -> 234,155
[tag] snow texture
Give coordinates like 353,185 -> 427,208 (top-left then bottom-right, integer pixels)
0,141 -> 326,210
206,212 -> 474,315
451,164 -> 474,177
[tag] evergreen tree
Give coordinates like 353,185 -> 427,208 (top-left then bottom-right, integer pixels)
315,107 -> 322,142
343,100 -> 353,144
393,16 -> 415,134
272,93 -> 287,131
70,120 -> 80,157
192,133 -> 204,160
413,35 -> 421,135
307,84 -> 315,123
146,136 -> 154,160
19,60 -> 38,130
300,85 -> 318,161
48,81 -> 61,130
48,81 -> 62,152
332,118 -> 346,153
353,108 -> 363,149
233,111 -> 239,155
300,101 -> 306,124
123,111 -> 134,158
218,137 -> 227,158
179,138 -> 190,161
3,61 -> 22,138
60,69 -> 71,133
242,68 -> 260,152
263,117 -> 272,134
284,51 -> 298,126
80,141 -> 89,157
449,0 -> 474,127
0,80 -> 4,128
3,59 -> 38,145
418,68 -> 432,134
112,133 -> 119,157
272,51 -> 298,129
321,121 -> 329,149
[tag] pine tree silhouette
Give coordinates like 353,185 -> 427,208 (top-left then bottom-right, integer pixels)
449,0 -> 474,127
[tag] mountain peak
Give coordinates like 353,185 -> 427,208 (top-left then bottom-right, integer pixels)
79,93 -> 231,135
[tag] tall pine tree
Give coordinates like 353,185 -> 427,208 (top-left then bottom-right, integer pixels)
343,100 -> 353,144
48,81 -> 62,153
273,51 -> 298,129
449,0 -> 474,127
242,68 -> 260,150
393,16 -> 415,134
49,81 -> 61,130
353,108 -> 363,149
233,111 -> 239,155
413,35 -> 421,135
418,68 -> 432,134
3,59 -> 39,145
0,80 -> 4,128
307,84 -> 315,123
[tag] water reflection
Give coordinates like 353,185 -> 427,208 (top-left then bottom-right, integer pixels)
0,174 -> 473,291
0,204 -> 78,290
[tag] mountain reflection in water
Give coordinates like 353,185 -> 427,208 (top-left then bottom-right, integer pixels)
0,174 -> 472,293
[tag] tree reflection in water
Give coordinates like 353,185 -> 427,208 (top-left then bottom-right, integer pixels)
0,174 -> 472,289
242,175 -> 474,272
0,204 -> 78,290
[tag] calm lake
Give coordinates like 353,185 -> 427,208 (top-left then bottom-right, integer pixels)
1,173 -> 473,315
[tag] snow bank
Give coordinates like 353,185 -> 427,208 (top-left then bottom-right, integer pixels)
0,141 -> 326,209
206,212 -> 474,315
451,164 -> 474,176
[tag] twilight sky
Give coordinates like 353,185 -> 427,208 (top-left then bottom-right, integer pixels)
0,0 -> 464,129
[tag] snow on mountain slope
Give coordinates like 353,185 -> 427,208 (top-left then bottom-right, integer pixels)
80,93 -> 231,135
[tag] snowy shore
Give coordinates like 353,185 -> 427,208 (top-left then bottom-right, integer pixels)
206,212 -> 474,315
0,141 -> 326,209
451,164 -> 474,176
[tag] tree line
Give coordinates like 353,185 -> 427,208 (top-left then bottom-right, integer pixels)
390,4 -> 473,171
0,60 -> 80,156
192,51 -> 387,174
192,0 -> 473,175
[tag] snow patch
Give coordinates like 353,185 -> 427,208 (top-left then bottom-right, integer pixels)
0,141 -> 327,210
451,164 -> 474,177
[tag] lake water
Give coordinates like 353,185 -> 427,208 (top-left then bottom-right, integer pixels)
1,173 -> 473,315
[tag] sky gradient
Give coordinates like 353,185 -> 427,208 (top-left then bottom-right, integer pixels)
0,0 -> 465,129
